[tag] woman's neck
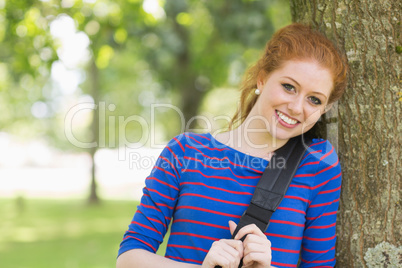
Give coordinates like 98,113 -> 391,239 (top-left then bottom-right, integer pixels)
215,120 -> 289,159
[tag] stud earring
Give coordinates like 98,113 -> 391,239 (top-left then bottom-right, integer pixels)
255,88 -> 261,95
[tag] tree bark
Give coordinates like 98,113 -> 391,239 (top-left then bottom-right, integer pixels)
290,0 -> 401,267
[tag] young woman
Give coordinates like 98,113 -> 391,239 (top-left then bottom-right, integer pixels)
116,23 -> 348,268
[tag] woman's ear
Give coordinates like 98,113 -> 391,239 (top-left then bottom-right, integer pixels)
257,70 -> 268,89
257,79 -> 264,89
323,103 -> 333,114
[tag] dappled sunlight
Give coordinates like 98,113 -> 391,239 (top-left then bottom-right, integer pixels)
0,168 -> 91,198
142,0 -> 166,20
0,199 -> 140,267
0,132 -> 162,200
50,14 -> 90,68
13,227 -> 38,243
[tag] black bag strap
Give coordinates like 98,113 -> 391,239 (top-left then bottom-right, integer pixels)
215,135 -> 311,268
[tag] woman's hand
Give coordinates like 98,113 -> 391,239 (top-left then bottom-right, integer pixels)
201,237 -> 243,268
231,222 -> 272,268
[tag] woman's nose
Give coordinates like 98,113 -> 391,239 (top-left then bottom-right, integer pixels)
288,97 -> 303,115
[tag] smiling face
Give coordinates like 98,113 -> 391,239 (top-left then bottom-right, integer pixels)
248,60 -> 333,142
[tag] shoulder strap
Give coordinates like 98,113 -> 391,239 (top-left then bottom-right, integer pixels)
213,136 -> 312,268
231,136 -> 312,239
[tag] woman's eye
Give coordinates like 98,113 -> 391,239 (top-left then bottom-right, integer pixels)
309,96 -> 322,105
282,83 -> 295,92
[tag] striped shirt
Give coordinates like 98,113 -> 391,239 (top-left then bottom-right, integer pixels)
118,132 -> 342,267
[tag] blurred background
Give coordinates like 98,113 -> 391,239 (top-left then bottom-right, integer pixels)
0,0 -> 290,267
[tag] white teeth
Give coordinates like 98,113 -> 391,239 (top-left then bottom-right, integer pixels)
276,111 -> 298,125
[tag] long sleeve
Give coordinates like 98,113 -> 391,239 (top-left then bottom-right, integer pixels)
118,134 -> 185,256
299,141 -> 342,267
117,133 -> 344,267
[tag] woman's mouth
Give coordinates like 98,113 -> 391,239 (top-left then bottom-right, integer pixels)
275,110 -> 300,127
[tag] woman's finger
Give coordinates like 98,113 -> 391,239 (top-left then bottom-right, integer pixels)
218,239 -> 243,261
233,223 -> 265,240
240,230 -> 272,267
243,233 -> 271,247
242,250 -> 272,268
203,239 -> 243,268
243,241 -> 269,257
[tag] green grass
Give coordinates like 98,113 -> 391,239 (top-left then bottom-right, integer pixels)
0,198 -> 169,268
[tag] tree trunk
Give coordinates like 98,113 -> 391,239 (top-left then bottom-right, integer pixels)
165,1 -> 207,131
173,19 -> 205,129
88,59 -> 100,205
290,0 -> 401,267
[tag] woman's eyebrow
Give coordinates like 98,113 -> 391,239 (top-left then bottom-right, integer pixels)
283,76 -> 329,100
283,76 -> 300,87
312,91 -> 328,100
304,90 -> 328,101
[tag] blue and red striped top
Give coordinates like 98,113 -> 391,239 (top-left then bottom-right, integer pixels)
118,132 -> 342,267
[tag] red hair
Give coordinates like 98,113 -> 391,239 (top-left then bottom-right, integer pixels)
229,23 -> 348,129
